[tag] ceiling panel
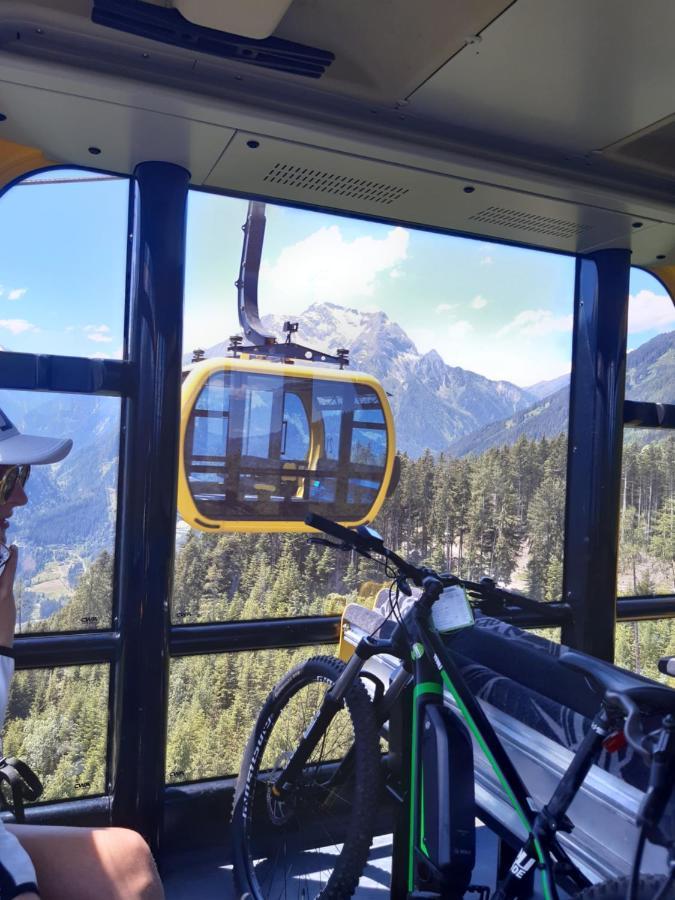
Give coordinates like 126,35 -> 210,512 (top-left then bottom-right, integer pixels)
410,0 -> 675,160
205,132 -> 667,259
0,79 -> 234,180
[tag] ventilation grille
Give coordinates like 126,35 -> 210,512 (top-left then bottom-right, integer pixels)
469,206 -> 592,238
263,163 -> 409,205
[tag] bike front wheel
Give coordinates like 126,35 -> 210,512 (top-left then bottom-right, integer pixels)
231,654 -> 381,899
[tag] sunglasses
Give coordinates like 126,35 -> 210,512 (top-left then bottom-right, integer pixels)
0,465 -> 31,504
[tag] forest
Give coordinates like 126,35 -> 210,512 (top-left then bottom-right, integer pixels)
2,434 -> 673,802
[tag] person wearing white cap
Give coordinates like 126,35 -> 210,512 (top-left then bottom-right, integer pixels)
0,407 -> 164,900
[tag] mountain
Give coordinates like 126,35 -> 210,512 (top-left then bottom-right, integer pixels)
450,330 -> 675,456
624,330 -> 675,404
195,302 -> 537,457
525,372 -> 570,401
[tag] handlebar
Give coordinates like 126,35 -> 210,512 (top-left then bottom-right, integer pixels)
304,513 -> 566,618
305,513 -> 424,584
305,513 -> 377,555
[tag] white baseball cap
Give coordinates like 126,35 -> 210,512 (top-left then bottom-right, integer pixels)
0,407 -> 73,465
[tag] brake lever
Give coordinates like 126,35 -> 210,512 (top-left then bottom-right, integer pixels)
308,537 -> 347,550
307,537 -> 372,559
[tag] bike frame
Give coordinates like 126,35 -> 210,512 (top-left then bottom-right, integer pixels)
406,591 -> 606,900
273,576 -> 615,900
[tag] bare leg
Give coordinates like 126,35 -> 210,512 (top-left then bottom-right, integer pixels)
7,824 -> 164,900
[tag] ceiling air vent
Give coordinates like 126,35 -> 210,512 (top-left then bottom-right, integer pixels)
263,163 -> 409,205
469,206 -> 592,238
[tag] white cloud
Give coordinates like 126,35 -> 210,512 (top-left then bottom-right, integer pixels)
84,324 -> 113,343
447,320 -> 474,340
259,225 -> 410,314
628,289 -> 675,334
7,288 -> 27,301
497,309 -> 573,338
480,255 -> 494,266
436,303 -> 456,313
0,319 -> 38,334
470,294 -> 488,310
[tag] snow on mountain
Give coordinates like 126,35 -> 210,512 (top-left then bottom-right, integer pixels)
198,302 -> 536,456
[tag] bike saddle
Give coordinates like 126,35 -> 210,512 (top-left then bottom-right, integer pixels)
560,651 -> 675,715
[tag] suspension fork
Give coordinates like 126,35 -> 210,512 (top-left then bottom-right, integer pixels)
271,636 -> 388,795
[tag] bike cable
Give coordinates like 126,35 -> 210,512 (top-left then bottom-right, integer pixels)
628,826 -> 647,900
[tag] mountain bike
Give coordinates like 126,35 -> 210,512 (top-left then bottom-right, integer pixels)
231,513 -> 675,900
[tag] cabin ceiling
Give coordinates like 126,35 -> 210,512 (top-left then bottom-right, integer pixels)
0,0 -> 674,266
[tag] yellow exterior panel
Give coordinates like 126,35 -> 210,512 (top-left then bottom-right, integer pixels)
0,138 -> 52,193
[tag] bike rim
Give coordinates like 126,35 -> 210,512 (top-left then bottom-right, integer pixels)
242,676 -> 360,899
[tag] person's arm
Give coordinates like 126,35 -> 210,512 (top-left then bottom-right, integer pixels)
0,548 -> 41,899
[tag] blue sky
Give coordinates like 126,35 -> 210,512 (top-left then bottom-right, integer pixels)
1,171 -> 673,388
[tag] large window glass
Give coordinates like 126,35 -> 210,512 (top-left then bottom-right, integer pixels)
0,390 -> 121,634
166,646 -> 333,784
177,194 -> 576,622
0,170 -> 128,358
625,269 -> 675,404
615,269 -> 674,677
2,665 -> 109,802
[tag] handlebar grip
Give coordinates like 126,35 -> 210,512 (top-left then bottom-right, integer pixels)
305,513 -> 363,548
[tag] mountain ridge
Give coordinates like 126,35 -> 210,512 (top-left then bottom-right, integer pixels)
449,329 -> 675,456
194,301 -> 537,456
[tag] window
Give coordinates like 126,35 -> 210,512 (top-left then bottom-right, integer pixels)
0,390 -> 121,634
625,270 -> 675,404
177,194 -> 576,624
615,269 -> 675,677
0,170 -> 128,359
3,665 -> 110,802
166,646 -> 333,784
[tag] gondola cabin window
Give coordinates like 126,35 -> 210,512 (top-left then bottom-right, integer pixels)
179,360 -> 393,531
616,269 -> 675,680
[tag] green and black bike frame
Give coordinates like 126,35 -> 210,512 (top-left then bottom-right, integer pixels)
406,617 -> 476,897
272,572 -> 607,900
403,579 -> 606,900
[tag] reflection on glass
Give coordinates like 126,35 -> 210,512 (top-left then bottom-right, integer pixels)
193,413 -> 228,458
282,392 -> 310,459
184,369 -> 389,523
348,478 -> 379,505
3,665 -> 109,801
351,427 -> 387,466
243,388 -> 274,458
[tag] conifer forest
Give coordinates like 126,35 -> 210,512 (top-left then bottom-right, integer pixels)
3,434 -> 674,803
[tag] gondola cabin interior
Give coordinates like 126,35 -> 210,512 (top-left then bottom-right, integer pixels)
0,1 -> 674,897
